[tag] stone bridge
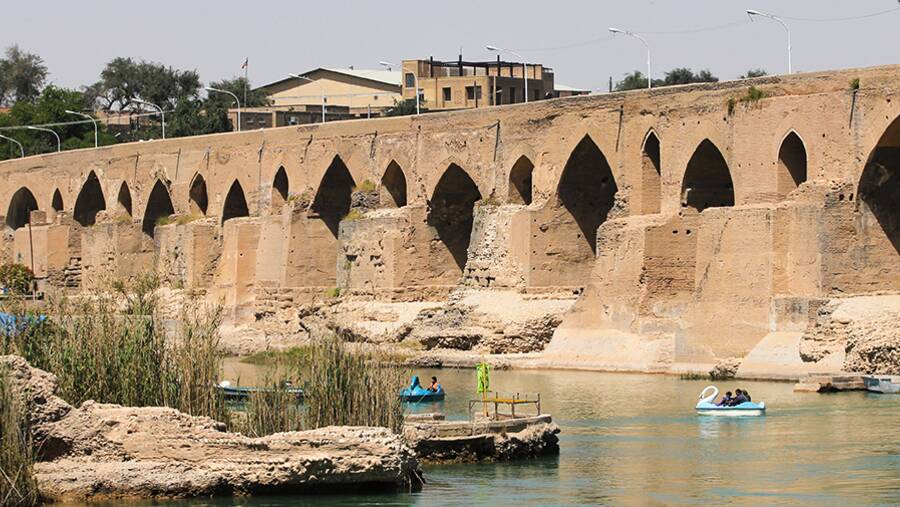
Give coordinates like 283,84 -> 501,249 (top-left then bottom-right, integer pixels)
1,64 -> 898,373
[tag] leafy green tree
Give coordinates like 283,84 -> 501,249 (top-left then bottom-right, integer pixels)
383,98 -> 425,117
740,69 -> 768,79
207,77 -> 269,108
0,45 -> 48,106
615,71 -> 649,91
0,85 -> 117,160
660,68 -> 719,86
87,57 -> 202,112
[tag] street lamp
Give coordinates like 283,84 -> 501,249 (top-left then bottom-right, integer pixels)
609,28 -> 652,89
206,87 -> 242,131
747,9 -> 791,74
133,99 -> 165,139
65,110 -> 98,148
0,133 -> 24,158
27,126 -> 61,152
486,46 -> 530,102
379,61 -> 419,114
288,73 -> 327,123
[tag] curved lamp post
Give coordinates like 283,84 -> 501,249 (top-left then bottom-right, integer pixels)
65,110 -> 98,147
133,99 -> 165,139
609,28 -> 652,89
206,87 -> 242,131
486,46 -> 529,102
379,61 -> 419,114
747,9 -> 791,74
27,126 -> 61,152
0,133 -> 24,157
288,74 -> 327,123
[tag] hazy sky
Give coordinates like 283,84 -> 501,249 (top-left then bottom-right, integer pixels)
3,0 -> 899,92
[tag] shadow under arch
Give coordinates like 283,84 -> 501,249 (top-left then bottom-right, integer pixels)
222,180 -> 250,224
117,182 -> 133,217
777,131 -> 807,198
641,130 -> 661,214
272,166 -> 289,208
311,155 -> 355,237
73,171 -> 106,227
189,173 -> 209,216
381,160 -> 407,208
858,116 -> 900,258
681,139 -> 734,212
428,163 -> 482,272
557,135 -> 618,254
141,180 -> 175,237
508,155 -> 534,205
51,189 -> 64,212
5,187 -> 38,230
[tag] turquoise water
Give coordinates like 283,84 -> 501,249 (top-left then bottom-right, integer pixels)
145,367 -> 900,506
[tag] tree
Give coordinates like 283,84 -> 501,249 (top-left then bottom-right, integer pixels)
660,68 -> 719,86
0,85 -> 116,160
383,98 -> 424,117
207,77 -> 269,108
740,69 -> 768,79
614,71 -> 649,91
0,45 -> 48,106
87,57 -> 202,112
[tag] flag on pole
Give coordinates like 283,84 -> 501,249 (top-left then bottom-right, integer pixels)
241,58 -> 248,69
476,363 -> 490,393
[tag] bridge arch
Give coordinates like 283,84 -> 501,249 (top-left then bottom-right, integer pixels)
311,155 -> 355,237
73,171 -> 106,227
222,180 -> 249,224
428,163 -> 482,272
5,187 -> 38,230
189,173 -> 208,216
776,131 -> 807,199
856,114 -> 900,271
141,180 -> 175,237
680,139 -> 734,212
380,160 -> 407,208
51,189 -> 64,213
558,135 -> 618,254
508,155 -> 534,205
117,182 -> 133,217
640,130 -> 661,214
272,166 -> 289,208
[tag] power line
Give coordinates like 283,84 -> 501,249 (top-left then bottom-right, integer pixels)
637,20 -> 750,35
778,6 -> 900,22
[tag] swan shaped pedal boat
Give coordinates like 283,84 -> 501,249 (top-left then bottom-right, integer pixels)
399,376 -> 445,402
696,385 -> 765,416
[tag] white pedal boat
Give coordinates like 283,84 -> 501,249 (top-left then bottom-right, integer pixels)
696,385 -> 766,416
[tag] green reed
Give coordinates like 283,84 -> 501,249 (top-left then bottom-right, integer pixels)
0,367 -> 40,507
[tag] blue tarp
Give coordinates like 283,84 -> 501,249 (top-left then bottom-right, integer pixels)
0,312 -> 47,336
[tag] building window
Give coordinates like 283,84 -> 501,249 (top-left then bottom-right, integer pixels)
405,73 -> 415,88
466,86 -> 482,101
443,87 -> 452,102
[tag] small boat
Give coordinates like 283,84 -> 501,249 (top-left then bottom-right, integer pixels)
862,375 -> 900,394
399,376 -> 445,402
696,385 -> 766,416
216,381 -> 304,402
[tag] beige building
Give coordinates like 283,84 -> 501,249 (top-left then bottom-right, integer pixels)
255,68 -> 401,117
398,57 -> 555,110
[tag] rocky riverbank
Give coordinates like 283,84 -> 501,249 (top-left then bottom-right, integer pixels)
0,355 -> 422,502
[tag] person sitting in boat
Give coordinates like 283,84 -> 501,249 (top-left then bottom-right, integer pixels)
717,391 -> 734,406
743,390 -> 751,402
730,389 -> 749,406
427,376 -> 441,393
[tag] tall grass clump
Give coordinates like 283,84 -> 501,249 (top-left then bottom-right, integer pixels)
303,335 -> 407,433
1,274 -> 227,422
0,368 -> 40,507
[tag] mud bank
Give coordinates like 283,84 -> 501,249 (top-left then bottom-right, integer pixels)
0,355 -> 422,502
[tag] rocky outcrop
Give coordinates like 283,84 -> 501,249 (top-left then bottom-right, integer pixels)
403,415 -> 560,464
0,355 -> 422,501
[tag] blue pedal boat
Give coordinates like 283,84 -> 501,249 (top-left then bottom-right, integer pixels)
399,376 -> 445,402
696,385 -> 766,416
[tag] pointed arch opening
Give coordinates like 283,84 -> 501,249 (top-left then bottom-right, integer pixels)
189,173 -> 208,216
777,131 -> 807,198
222,180 -> 250,224
73,171 -> 106,227
117,182 -> 133,217
380,161 -> 407,208
428,164 -> 482,272
141,180 -> 175,237
641,131 -> 661,214
51,189 -> 63,212
858,116 -> 900,261
681,139 -> 734,212
558,135 -> 618,254
5,187 -> 38,230
311,156 -> 355,237
508,156 -> 534,205
272,166 -> 289,208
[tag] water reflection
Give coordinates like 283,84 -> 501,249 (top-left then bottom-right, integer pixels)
158,363 -> 900,506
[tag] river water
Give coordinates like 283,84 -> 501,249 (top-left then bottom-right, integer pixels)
146,366 -> 900,506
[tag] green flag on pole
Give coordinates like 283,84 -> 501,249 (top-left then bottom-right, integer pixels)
476,362 -> 490,393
